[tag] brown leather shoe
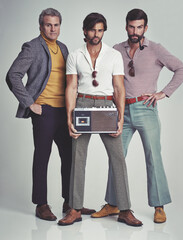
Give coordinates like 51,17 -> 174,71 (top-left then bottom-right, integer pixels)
36,204 -> 57,221
91,204 -> 119,218
154,207 -> 166,223
62,202 -> 71,213
62,202 -> 95,215
81,207 -> 96,215
118,210 -> 143,227
58,209 -> 82,226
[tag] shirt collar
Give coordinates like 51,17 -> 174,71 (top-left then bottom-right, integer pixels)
79,42 -> 108,55
79,42 -> 108,70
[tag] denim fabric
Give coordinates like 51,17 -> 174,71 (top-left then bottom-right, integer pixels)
105,101 -> 171,207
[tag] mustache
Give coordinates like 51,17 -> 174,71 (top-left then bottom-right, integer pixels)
91,36 -> 100,40
129,34 -> 141,39
84,36 -> 100,42
128,34 -> 144,45
130,34 -> 139,37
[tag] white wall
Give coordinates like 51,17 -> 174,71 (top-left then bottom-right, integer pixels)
0,0 -> 183,213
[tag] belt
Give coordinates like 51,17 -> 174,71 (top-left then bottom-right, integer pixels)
78,93 -> 113,100
125,96 -> 145,104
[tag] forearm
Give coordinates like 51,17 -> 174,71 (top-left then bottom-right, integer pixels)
157,43 -> 183,97
65,88 -> 77,125
113,81 -> 125,123
65,74 -> 81,138
65,75 -> 78,125
161,69 -> 183,97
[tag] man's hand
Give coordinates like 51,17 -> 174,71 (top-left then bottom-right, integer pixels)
68,122 -> 81,139
30,103 -> 42,115
142,91 -> 166,107
109,120 -> 123,138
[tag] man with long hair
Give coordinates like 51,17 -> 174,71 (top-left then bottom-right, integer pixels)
58,12 -> 142,227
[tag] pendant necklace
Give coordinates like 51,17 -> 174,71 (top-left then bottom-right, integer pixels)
49,44 -> 58,54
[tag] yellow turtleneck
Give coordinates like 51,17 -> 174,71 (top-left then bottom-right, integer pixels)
35,32 -> 66,107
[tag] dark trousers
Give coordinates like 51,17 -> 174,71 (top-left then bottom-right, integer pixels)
31,105 -> 72,205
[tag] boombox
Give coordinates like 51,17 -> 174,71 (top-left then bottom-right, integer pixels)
73,107 -> 118,133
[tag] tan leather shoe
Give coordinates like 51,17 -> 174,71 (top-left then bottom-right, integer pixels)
58,209 -> 82,226
36,204 -> 57,221
154,207 -> 166,223
91,204 -> 119,218
118,210 -> 143,227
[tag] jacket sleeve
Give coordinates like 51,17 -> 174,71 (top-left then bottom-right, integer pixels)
6,42 -> 35,108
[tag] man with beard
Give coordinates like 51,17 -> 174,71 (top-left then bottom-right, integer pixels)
58,12 -> 142,226
92,8 -> 183,223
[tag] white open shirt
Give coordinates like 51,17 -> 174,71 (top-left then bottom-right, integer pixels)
66,42 -> 124,96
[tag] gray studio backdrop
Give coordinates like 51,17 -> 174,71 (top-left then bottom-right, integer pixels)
0,0 -> 182,214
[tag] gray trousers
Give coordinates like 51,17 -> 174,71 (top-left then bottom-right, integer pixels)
69,96 -> 131,210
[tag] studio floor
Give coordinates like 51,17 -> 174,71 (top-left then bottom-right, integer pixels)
0,204 -> 181,240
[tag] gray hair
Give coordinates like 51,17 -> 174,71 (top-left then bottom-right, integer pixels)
39,8 -> 62,26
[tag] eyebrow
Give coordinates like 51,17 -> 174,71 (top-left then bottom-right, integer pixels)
91,28 -> 104,30
44,22 -> 60,25
129,24 -> 144,28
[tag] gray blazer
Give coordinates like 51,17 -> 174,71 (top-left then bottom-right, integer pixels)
6,35 -> 69,118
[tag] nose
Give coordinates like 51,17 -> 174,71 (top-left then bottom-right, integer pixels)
95,30 -> 100,37
51,25 -> 55,32
134,27 -> 138,35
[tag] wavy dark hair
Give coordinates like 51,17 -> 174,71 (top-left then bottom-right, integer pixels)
126,9 -> 148,26
83,12 -> 107,31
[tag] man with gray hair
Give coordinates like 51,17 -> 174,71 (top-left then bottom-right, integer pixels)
6,8 -> 95,221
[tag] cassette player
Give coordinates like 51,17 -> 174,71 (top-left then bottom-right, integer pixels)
73,107 -> 118,133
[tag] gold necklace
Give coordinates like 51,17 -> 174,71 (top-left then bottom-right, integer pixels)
49,44 -> 59,54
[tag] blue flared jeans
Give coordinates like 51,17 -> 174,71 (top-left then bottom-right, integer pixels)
105,101 -> 171,207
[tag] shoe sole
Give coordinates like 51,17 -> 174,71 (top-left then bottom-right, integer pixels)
154,220 -> 166,224
58,217 -> 82,226
118,218 -> 143,227
91,213 -> 119,218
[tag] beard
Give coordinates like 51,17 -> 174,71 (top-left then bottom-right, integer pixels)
89,37 -> 101,45
85,34 -> 102,45
128,33 -> 144,43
